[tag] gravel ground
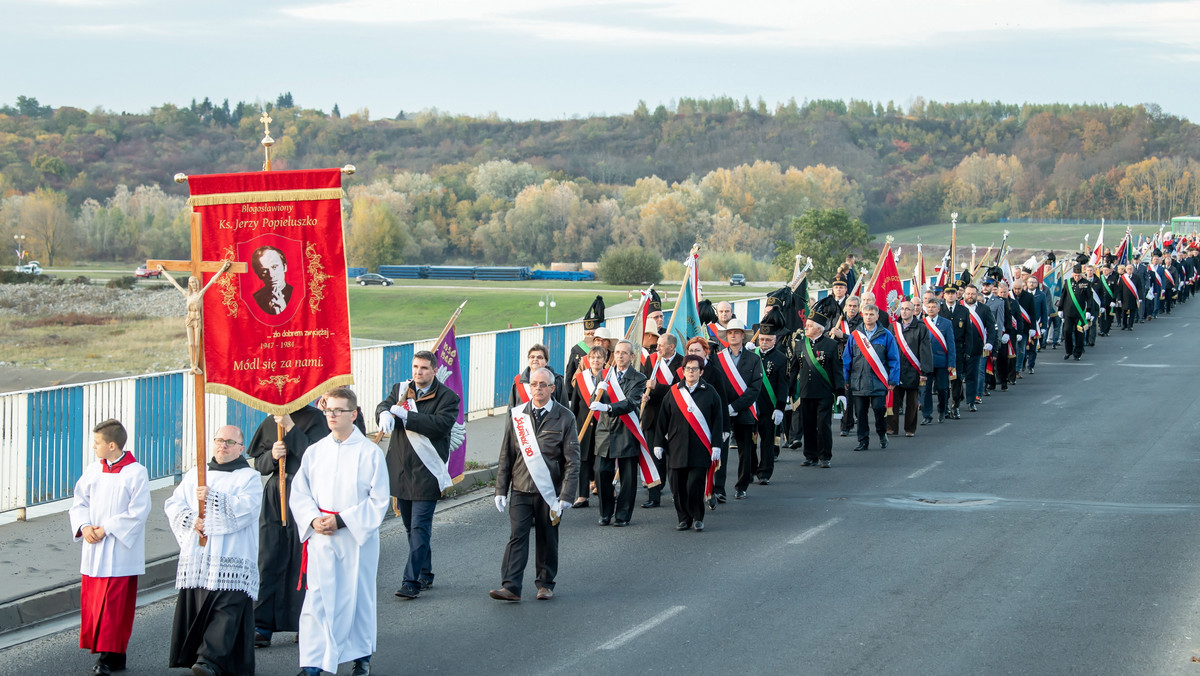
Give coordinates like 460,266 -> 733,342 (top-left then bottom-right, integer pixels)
0,283 -> 185,317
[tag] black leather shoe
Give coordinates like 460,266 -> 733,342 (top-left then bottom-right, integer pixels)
191,663 -> 217,676
879,434 -> 888,449
801,459 -> 816,466
572,499 -> 589,508
839,429 -> 848,437
853,442 -> 868,451
93,665 -> 112,676
676,520 -> 691,531
1000,384 -> 1008,391
735,490 -> 747,499
597,516 -> 611,526
693,521 -> 705,531
254,632 -> 271,648
613,520 -> 629,527
716,493 -> 727,504
707,495 -> 717,510
352,659 -> 371,676
1064,353 -> 1071,360
950,407 -> 960,419
982,389 -> 990,396
820,460 -> 831,468
757,478 -> 769,485
1074,355 -> 1081,361
968,403 -> 978,412
641,500 -> 659,509
920,418 -> 932,425
395,582 -> 420,599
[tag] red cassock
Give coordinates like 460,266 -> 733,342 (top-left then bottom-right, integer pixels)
80,574 -> 138,653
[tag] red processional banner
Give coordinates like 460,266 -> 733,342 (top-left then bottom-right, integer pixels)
869,243 -> 906,320
187,169 -> 352,414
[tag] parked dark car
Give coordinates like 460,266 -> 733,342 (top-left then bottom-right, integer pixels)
729,274 -> 746,286
357,273 -> 393,286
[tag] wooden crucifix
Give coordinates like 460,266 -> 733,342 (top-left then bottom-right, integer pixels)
147,211 -> 248,545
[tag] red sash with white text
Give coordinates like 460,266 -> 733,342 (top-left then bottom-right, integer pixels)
603,369 -> 660,487
894,324 -> 921,371
510,403 -> 562,512
923,317 -> 948,353
717,349 -> 758,421
851,330 -> 891,387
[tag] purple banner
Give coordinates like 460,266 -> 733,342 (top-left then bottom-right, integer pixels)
434,327 -> 468,482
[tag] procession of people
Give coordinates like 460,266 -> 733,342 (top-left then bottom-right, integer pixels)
68,238 -> 1200,676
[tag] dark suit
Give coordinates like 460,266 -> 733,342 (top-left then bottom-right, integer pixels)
597,366 -> 647,523
792,334 -> 844,462
654,382 -> 724,526
252,283 -> 293,315
940,301 -> 969,407
1057,277 -> 1097,358
568,368 -> 604,502
713,347 -> 762,494
640,352 -> 682,503
960,302 -> 996,403
377,378 -> 460,587
753,346 -> 787,483
495,400 -> 579,596
888,319 -> 931,435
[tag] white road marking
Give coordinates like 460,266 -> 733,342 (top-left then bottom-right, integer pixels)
1083,373 -> 1098,382
986,422 -> 1011,436
1042,394 -> 1061,405
1117,356 -> 1127,362
1116,364 -> 1177,368
1143,343 -> 1154,350
907,461 -> 943,479
597,606 -> 687,650
788,517 -> 843,545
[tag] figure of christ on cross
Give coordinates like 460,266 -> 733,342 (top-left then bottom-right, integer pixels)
160,261 -> 232,375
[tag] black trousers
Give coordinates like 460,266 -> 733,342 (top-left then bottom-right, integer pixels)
599,456 -> 637,522
1121,308 -> 1136,329
646,429 -> 669,502
950,350 -> 965,404
853,394 -> 887,445
715,422 -> 754,494
886,386 -> 919,435
786,404 -> 803,448
1100,310 -> 1114,334
801,397 -> 833,462
754,413 -> 776,481
671,467 -> 707,525
500,491 -> 558,596
962,352 -> 981,403
1063,317 -> 1086,358
169,588 -> 255,676
732,422 -> 760,492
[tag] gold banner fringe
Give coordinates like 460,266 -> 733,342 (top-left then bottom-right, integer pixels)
206,374 -> 355,417
187,188 -> 345,208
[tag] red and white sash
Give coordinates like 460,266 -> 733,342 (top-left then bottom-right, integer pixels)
838,318 -> 851,335
1121,274 -> 1140,304
706,323 -> 730,349
1164,267 -> 1175,286
513,374 -> 531,404
717,349 -> 758,421
574,369 -> 604,420
965,304 -> 987,343
603,369 -> 661,488
851,330 -> 890,387
671,385 -> 720,499
510,403 -> 562,513
923,316 -> 948,353
894,324 -> 921,371
652,355 -> 676,385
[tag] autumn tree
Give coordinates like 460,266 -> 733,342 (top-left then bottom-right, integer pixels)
775,208 -> 873,283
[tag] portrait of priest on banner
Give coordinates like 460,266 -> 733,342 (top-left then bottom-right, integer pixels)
250,245 -> 294,315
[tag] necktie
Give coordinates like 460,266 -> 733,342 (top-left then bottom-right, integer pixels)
534,407 -> 545,429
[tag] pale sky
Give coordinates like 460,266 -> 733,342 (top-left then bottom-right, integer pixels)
4,0 -> 1200,121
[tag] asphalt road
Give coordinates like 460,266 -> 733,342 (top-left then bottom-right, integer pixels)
5,306 -> 1200,675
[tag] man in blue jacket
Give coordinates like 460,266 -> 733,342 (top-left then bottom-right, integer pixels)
842,304 -> 900,451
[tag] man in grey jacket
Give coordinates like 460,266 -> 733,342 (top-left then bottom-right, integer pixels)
490,368 -> 580,602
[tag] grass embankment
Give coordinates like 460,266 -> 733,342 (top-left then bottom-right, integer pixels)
0,315 -> 187,373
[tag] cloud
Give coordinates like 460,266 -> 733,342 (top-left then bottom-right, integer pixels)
283,0 -> 1200,50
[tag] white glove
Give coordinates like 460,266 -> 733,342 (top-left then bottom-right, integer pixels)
983,343 -> 992,352
494,495 -> 507,512
377,412 -> 395,434
1000,334 -> 1009,344
711,447 -> 721,461
389,404 -> 409,422
1029,330 -> 1037,341
653,446 -> 664,460
772,410 -> 784,425
722,431 -> 731,442
1110,302 -> 1116,308
589,401 -> 610,413
555,500 -> 572,513
1147,290 -> 1154,300
1058,310 -> 1064,318
597,381 -> 609,391
1016,334 -> 1023,342
1085,312 -> 1093,321
728,405 -> 736,417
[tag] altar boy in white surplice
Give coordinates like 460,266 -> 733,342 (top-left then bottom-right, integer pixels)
291,387 -> 390,676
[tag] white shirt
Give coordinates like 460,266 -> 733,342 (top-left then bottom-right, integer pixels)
69,457 -> 150,578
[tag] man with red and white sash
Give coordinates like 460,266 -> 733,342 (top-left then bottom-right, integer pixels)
491,368 -> 579,602
639,333 -> 682,509
509,344 -> 567,408
713,318 -> 763,501
842,303 -> 901,451
568,345 -> 608,508
588,340 -> 649,527
961,285 -> 997,411
887,300 -> 932,437
653,354 -> 724,532
1116,263 -> 1142,331
919,299 -> 956,425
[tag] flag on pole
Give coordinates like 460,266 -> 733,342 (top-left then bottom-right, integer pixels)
1114,230 -> 1130,266
869,242 -> 906,320
669,253 -> 705,348
433,327 -> 469,483
1089,222 -> 1105,265
912,243 -> 926,299
934,248 -> 951,288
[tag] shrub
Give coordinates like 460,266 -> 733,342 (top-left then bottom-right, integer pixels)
597,246 -> 664,285
0,270 -> 52,285
72,275 -> 90,285
105,275 -> 137,289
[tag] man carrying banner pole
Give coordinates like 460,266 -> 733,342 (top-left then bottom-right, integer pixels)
588,340 -> 650,527
490,368 -> 580,602
714,318 -> 763,501
377,351 -> 461,600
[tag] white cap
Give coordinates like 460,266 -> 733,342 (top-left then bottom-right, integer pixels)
726,318 -> 747,332
593,326 -> 613,341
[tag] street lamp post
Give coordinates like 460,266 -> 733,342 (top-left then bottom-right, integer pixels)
538,293 -> 556,325
13,234 -> 26,266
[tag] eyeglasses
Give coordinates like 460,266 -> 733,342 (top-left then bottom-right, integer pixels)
682,366 -> 702,372
213,438 -> 242,448
529,382 -> 553,388
324,408 -> 353,416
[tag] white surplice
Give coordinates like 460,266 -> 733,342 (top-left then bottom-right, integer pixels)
289,427 -> 390,674
68,457 -> 151,577
164,462 -> 262,598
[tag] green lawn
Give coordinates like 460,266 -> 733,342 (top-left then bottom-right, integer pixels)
877,222 -> 1163,252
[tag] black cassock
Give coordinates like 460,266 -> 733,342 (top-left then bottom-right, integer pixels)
246,405 -> 336,633
169,588 -> 254,676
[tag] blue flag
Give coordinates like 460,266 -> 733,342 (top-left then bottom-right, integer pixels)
669,257 -> 705,349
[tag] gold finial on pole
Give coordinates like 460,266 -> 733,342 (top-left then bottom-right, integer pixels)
260,111 -> 275,171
